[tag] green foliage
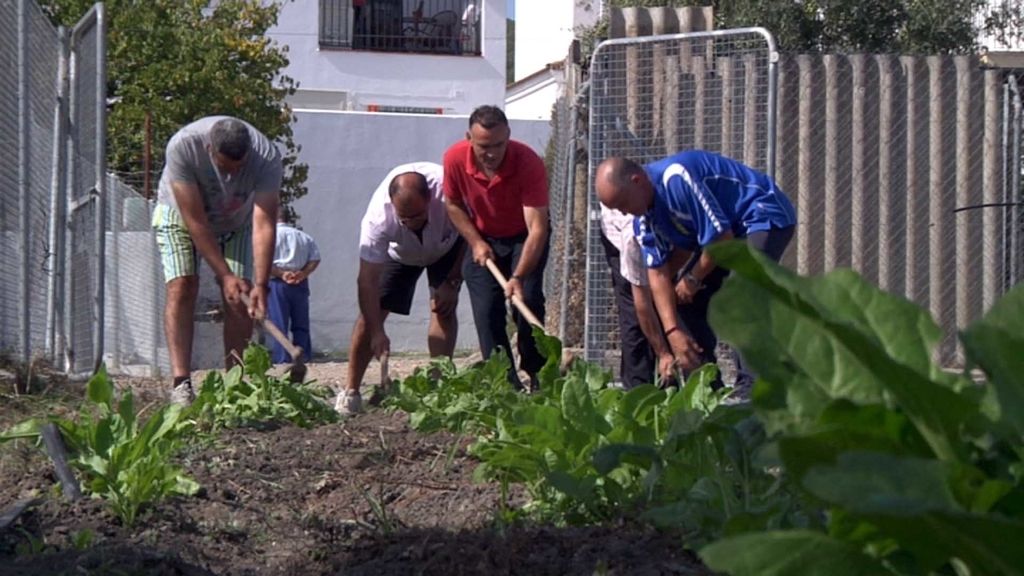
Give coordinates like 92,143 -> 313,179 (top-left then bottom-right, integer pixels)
699,242 -> 1024,576
602,0 -> 1005,54
384,350 -> 521,434
390,329 -> 808,541
191,344 -> 338,430
0,367 -> 199,526
39,0 -> 308,219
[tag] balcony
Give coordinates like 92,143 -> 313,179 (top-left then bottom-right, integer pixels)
320,0 -> 481,56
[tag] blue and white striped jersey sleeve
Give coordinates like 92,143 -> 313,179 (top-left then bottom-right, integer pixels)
634,215 -> 673,269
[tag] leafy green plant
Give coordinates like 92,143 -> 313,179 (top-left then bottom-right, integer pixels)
698,242 -> 1024,576
384,350 -> 522,434
389,329 -> 807,540
1,368 -> 199,526
191,344 -> 338,430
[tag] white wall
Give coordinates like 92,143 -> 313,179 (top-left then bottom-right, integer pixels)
513,0 -> 600,81
291,111 -> 550,355
505,75 -> 560,120
269,0 -> 508,114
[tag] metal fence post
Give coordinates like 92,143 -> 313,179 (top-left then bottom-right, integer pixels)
47,26 -> 70,363
18,0 -> 31,365
93,3 -> 107,373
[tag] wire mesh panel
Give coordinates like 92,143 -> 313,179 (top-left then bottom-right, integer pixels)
65,5 -> 106,374
0,0 -> 62,364
105,175 -> 168,376
586,29 -> 777,372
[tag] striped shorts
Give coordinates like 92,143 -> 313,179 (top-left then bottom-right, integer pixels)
152,204 -> 252,282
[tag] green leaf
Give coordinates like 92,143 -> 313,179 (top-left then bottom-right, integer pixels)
533,326 -> 563,389
777,401 -> 932,482
86,366 -> 114,409
700,530 -> 892,576
0,419 -> 42,442
560,376 -> 604,436
593,444 -> 659,475
864,511 -> 1024,576
708,242 -> 975,463
960,284 -> 1024,436
803,452 -> 961,514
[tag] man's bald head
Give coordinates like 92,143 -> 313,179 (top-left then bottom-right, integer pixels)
389,171 -> 431,231
595,157 -> 652,216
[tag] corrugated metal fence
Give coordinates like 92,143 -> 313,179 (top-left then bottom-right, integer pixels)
774,53 -> 1021,365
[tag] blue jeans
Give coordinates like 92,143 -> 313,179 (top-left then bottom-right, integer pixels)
267,278 -> 312,364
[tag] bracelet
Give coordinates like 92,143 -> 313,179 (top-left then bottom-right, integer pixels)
510,274 -> 523,283
447,277 -> 463,288
665,325 -> 681,337
683,272 -> 703,289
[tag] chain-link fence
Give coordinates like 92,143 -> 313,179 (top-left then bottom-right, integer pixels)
0,0 -> 106,376
543,49 -> 587,348
105,175 -> 169,376
568,28 -> 1023,375
585,28 -> 777,372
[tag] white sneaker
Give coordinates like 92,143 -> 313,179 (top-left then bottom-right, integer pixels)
334,389 -> 362,415
170,379 -> 196,406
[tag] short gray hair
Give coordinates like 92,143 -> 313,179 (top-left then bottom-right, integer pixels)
209,118 -> 251,160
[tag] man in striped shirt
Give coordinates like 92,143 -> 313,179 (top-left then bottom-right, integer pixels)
595,150 -> 796,382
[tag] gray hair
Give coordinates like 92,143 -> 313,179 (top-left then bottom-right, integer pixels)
209,118 -> 251,160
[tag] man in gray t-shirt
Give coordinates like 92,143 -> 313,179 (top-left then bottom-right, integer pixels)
152,116 -> 282,404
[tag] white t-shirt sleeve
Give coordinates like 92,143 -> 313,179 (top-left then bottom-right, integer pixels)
619,229 -> 648,286
358,211 -> 391,264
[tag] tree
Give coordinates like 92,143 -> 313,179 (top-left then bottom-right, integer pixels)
606,0 -> 1011,54
41,0 -> 308,221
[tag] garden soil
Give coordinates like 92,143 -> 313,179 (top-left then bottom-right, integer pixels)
0,357 -> 711,576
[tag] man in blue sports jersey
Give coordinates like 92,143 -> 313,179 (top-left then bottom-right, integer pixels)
595,151 -> 796,379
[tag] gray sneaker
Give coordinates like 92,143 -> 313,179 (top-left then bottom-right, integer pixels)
335,389 -> 362,415
170,379 -> 196,406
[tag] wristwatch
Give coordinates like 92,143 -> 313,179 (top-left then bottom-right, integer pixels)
683,272 -> 702,290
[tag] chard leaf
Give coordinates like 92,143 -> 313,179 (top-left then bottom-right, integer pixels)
700,530 -> 892,576
86,367 -> 114,410
960,284 -> 1024,437
709,242 -> 975,463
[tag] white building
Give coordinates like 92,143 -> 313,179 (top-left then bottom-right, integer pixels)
244,0 -> 552,358
271,0 -> 507,114
504,0 -> 601,120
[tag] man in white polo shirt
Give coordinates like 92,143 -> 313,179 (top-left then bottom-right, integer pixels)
338,162 -> 465,414
601,206 -> 674,388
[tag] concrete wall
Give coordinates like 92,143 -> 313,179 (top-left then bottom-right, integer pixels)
290,110 -> 550,356
269,0 -> 507,114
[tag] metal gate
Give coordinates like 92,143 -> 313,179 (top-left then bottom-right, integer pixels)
63,5 -> 107,375
585,28 -> 778,372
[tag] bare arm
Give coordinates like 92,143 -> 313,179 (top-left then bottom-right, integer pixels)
251,192 -> 279,289
648,262 -> 703,370
446,200 -> 493,265
632,284 -> 669,357
357,259 -> 386,335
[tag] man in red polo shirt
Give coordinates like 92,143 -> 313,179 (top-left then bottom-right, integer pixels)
443,105 -> 550,389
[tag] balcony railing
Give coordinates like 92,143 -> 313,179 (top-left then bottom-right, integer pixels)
320,0 -> 481,56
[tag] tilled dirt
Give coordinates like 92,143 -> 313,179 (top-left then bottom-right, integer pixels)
0,359 -> 710,576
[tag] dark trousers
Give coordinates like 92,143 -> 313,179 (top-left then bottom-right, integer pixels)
267,278 -> 312,364
680,227 -> 795,368
601,234 -> 656,388
463,232 -> 549,378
